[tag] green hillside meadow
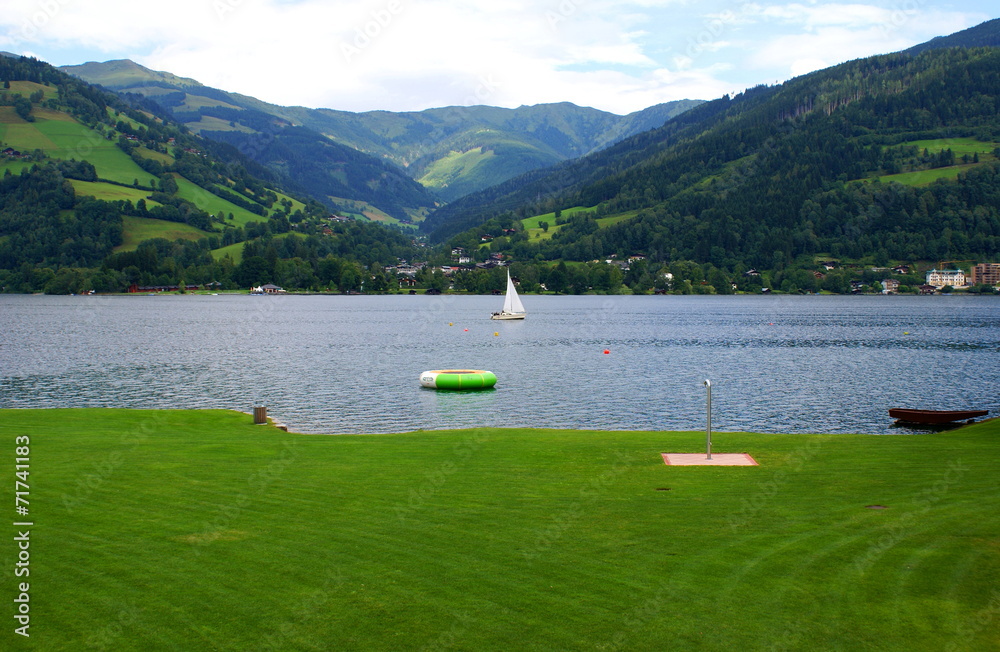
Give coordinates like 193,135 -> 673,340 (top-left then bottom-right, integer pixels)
0,108 -> 150,184
4,408 -> 998,650
172,176 -> 269,227
117,216 -> 211,251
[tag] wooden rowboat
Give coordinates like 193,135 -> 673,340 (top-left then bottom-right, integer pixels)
888,408 -> 989,424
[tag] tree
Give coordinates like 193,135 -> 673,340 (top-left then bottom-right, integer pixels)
545,262 -> 569,293
233,255 -> 272,288
338,263 -> 362,292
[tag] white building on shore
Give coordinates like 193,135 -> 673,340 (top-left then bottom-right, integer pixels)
925,268 -> 966,288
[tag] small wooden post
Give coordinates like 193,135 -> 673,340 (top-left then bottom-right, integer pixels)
253,405 -> 267,425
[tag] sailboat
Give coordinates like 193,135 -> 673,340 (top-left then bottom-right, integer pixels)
491,269 -> 526,320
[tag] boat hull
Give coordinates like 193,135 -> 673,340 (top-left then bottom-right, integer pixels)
888,408 -> 989,424
490,312 -> 525,320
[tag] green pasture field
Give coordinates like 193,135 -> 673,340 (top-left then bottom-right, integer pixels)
597,210 -> 641,228
117,216 -> 212,251
7,80 -> 59,101
417,147 -> 496,188
187,116 -> 256,134
210,240 -> 244,263
327,196 -> 415,228
210,232 -> 305,264
68,180 -> 158,204
6,408 -> 997,650
521,206 -> 593,230
0,159 -> 35,176
135,146 -> 173,166
274,191 -> 307,215
180,93 -> 241,112
521,206 -> 638,242
875,166 -> 971,187
173,176 -> 269,227
899,137 -> 998,156
871,138 -> 1000,187
0,108 -> 151,184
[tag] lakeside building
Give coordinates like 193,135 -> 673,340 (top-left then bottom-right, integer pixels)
925,268 -> 966,288
881,278 -> 900,294
970,263 -> 1000,286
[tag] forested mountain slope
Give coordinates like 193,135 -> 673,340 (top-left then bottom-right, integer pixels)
0,55 -> 422,293
427,45 -> 1000,276
61,60 -> 701,202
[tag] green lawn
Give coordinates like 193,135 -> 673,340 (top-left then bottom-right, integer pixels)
5,408 -> 998,650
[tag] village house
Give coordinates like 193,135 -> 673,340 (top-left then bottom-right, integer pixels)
881,278 -> 900,294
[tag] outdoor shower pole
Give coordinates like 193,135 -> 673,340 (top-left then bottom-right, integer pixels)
704,379 -> 712,460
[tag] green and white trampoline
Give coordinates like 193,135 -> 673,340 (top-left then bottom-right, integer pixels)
419,369 -> 497,390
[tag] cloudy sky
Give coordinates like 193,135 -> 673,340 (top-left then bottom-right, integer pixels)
1,0 -> 994,115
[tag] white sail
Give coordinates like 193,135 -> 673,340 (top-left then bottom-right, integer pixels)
492,270 -> 526,319
503,270 -> 525,314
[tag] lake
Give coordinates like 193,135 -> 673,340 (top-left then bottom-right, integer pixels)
1,293 -> 997,434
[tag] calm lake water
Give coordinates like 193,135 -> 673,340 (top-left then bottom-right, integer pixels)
1,294 -> 997,434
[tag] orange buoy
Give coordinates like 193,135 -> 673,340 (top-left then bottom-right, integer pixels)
603,349 -> 610,354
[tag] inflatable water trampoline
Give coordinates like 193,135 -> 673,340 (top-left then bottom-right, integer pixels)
419,369 -> 497,390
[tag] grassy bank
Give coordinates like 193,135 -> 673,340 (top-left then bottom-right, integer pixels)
3,409 -> 998,650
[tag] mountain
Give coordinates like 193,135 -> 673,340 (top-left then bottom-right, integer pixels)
903,17 -> 1000,55
61,60 -> 438,225
60,60 -> 702,202
60,58 -> 202,89
422,35 -> 1000,285
0,54 -> 421,294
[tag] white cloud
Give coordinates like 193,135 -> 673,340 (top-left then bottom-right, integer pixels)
739,4 -> 991,79
0,0 -> 994,113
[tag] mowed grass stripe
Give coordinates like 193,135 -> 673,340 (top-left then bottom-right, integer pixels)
5,409 -> 999,650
